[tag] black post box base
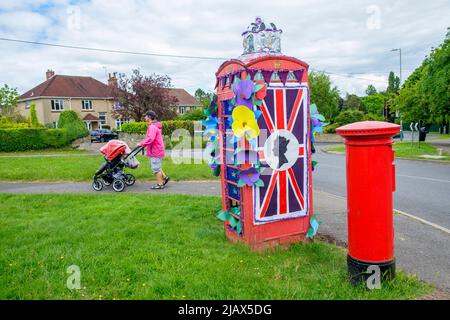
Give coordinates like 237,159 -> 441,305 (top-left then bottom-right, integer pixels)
347,255 -> 396,287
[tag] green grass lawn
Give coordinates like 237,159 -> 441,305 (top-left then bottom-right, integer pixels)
325,142 -> 450,161
0,154 -> 217,182
0,147 -> 88,156
428,133 -> 450,140
0,193 -> 432,300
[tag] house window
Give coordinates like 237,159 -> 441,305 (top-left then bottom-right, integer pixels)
115,118 -> 130,129
82,100 -> 93,110
26,101 -> 30,109
99,112 -> 107,126
51,99 -> 64,111
179,106 -> 186,114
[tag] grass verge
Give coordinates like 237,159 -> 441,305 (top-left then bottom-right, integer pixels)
0,193 -> 432,300
324,142 -> 450,161
0,155 -> 217,182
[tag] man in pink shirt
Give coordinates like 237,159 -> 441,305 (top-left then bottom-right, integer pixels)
139,111 -> 169,189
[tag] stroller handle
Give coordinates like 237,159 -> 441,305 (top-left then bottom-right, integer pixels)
124,145 -> 144,159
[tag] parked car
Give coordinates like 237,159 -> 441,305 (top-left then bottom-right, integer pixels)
90,129 -> 119,143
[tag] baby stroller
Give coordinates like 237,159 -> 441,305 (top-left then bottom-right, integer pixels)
92,140 -> 142,192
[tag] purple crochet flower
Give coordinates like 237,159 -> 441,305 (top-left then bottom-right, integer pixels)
232,79 -> 254,109
239,167 -> 260,186
312,117 -> 321,127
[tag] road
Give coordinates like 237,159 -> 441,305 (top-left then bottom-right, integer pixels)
313,143 -> 450,230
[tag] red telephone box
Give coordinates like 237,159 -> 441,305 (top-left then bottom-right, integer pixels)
214,18 -> 313,250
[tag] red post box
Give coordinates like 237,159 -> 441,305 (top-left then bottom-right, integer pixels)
336,121 -> 400,285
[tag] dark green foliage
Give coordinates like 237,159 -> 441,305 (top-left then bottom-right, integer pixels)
335,109 -> 366,126
365,85 -> 377,96
0,128 -> 69,151
121,120 -> 196,136
30,104 -> 39,128
309,72 -> 340,123
343,94 -> 366,112
57,110 -> 89,141
397,31 -> 449,126
177,108 -> 205,121
0,84 -> 20,116
362,93 -> 386,117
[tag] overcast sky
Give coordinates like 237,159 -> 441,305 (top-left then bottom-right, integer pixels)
0,0 -> 449,97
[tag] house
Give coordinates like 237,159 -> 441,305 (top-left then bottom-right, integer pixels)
167,88 -> 201,115
17,70 -> 201,129
17,70 -> 123,130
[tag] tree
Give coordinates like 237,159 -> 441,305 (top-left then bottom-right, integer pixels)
335,109 -> 366,126
396,30 -> 450,128
194,88 -> 211,109
362,93 -> 386,116
112,70 -> 178,122
58,110 -> 89,141
387,71 -> 400,94
30,103 -> 40,127
177,108 -> 204,121
0,84 -> 20,116
365,84 -> 377,96
420,36 -> 450,127
309,72 -> 340,123
343,94 -> 366,112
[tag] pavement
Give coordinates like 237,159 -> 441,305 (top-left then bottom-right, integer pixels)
0,179 -> 449,294
428,138 -> 450,154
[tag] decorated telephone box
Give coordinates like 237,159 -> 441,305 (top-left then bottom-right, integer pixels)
206,18 -> 321,251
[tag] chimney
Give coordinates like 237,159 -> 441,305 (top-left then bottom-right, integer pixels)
46,69 -> 55,80
108,72 -> 118,87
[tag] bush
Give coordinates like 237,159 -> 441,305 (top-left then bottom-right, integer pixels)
0,128 -> 69,151
57,111 -> 89,141
323,123 -> 339,134
335,109 -> 365,126
0,117 -> 30,129
177,108 -> 205,121
30,104 -> 40,128
121,120 -> 196,136
365,113 -> 385,121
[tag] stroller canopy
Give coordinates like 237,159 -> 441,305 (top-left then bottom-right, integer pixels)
99,140 -> 132,161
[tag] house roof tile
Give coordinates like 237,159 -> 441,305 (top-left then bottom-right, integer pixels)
20,75 -> 113,101
166,88 -> 200,107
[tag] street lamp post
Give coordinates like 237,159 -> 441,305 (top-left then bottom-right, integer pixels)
391,48 -> 402,85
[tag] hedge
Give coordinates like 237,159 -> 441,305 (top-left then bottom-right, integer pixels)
0,128 -> 70,151
121,120 -> 196,136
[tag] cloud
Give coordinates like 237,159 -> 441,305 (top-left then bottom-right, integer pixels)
0,0 -> 449,97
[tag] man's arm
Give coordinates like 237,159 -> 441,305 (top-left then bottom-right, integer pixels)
139,126 -> 156,147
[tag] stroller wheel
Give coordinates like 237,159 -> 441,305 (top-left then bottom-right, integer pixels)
125,174 -> 136,186
102,178 -> 112,186
112,179 -> 125,192
92,179 -> 103,191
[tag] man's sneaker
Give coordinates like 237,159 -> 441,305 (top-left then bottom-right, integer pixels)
151,184 -> 165,190
163,176 -> 170,186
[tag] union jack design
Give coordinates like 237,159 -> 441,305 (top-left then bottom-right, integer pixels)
254,86 -> 310,223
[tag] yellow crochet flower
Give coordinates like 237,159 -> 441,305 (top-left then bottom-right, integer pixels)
232,106 -> 260,139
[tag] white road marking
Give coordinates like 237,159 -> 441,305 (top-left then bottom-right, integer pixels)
314,189 -> 450,236
397,174 -> 450,184
394,209 -> 450,236
317,164 -> 450,184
